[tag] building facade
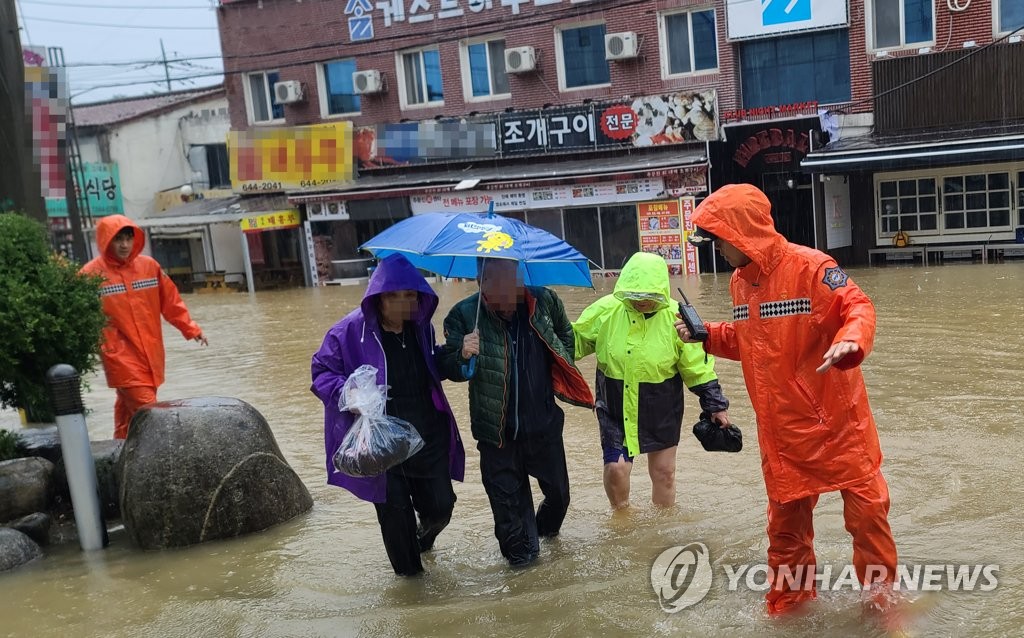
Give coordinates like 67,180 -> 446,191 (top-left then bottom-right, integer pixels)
72,88 -> 256,288
216,0 -> 1024,280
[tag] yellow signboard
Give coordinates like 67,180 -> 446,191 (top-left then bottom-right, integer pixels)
240,209 -> 301,233
229,122 -> 354,193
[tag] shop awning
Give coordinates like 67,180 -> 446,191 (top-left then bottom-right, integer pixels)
801,128 -> 1024,173
289,148 -> 708,202
136,196 -> 244,229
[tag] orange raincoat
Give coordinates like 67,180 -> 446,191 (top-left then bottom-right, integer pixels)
693,184 -> 896,614
81,215 -> 202,390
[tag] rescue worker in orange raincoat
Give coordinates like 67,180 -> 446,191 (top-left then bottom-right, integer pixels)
81,215 -> 208,439
677,184 -> 898,616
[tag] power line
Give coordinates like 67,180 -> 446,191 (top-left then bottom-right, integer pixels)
22,14 -> 218,29
23,0 -> 211,8
64,55 -> 222,68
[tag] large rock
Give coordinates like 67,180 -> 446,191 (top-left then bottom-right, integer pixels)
7,512 -> 51,546
0,457 -> 54,523
118,397 -> 312,550
0,528 -> 42,572
52,439 -> 124,519
14,426 -> 61,464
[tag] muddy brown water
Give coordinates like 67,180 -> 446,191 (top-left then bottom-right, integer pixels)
1,263 -> 1022,637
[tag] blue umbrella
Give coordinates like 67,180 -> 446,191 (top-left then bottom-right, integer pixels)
360,209 -> 593,288
361,204 -> 594,377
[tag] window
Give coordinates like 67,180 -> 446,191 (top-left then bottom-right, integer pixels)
245,71 -> 284,124
205,144 -> 230,189
740,29 -> 851,109
526,209 -> 564,239
1018,171 -> 1024,226
998,0 -> 1024,34
564,207 -> 603,268
599,205 -> 640,270
399,48 -> 444,108
878,178 -> 938,234
463,39 -> 509,100
557,23 -> 611,90
661,8 -> 718,77
320,59 -> 361,116
943,173 -> 1012,231
871,0 -> 934,50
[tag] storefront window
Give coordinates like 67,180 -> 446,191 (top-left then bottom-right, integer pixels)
564,207 -> 602,269
942,172 -> 1011,231
1018,171 -> 1024,227
526,209 -> 563,239
878,178 -> 937,233
599,205 -> 640,270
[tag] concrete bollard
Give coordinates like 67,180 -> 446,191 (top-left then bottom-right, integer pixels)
46,364 -> 107,551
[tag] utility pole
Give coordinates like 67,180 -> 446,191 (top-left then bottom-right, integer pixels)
0,0 -> 45,223
160,39 -> 171,91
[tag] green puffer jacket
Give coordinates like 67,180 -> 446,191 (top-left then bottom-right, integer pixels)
440,286 -> 594,447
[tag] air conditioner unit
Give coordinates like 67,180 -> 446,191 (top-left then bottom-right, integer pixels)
352,69 -> 383,94
605,32 -> 639,61
504,46 -> 537,73
273,80 -> 304,104
308,202 -> 324,216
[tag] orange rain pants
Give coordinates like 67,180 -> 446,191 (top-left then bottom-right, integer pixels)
765,470 -> 898,615
114,386 -> 157,440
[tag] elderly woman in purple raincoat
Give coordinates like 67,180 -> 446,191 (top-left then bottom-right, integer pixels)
311,253 -> 466,576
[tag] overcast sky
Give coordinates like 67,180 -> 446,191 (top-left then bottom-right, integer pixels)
16,0 -> 225,104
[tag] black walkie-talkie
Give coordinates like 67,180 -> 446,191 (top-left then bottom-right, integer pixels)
677,287 -> 708,342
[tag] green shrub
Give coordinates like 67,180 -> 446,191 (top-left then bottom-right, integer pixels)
0,429 -> 21,462
0,213 -> 106,422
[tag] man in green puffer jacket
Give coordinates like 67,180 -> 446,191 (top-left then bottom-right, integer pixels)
440,258 -> 594,568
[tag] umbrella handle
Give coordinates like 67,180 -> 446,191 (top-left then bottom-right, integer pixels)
461,355 -> 477,379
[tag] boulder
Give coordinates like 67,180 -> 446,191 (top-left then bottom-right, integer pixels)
7,512 -> 51,546
52,439 -> 124,519
0,457 -> 54,523
0,528 -> 42,572
14,426 -> 61,464
118,397 -> 312,550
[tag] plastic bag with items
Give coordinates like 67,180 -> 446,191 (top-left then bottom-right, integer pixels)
332,365 -> 424,477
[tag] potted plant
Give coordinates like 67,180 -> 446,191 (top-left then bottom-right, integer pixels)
0,213 -> 105,424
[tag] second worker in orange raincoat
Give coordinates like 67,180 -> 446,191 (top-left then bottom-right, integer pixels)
677,184 -> 898,616
81,215 -> 208,439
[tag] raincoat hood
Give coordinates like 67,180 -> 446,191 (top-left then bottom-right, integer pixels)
692,184 -> 787,277
612,252 -> 671,312
360,253 -> 439,326
96,215 -> 145,265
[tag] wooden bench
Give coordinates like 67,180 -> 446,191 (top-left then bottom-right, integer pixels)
925,244 -> 987,265
867,246 -> 927,266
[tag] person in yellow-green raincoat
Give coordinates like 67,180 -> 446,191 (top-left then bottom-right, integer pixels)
573,252 -> 732,509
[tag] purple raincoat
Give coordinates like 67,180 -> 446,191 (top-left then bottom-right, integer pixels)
311,253 -> 466,503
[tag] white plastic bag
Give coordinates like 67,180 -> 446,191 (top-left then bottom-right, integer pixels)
333,365 -> 424,477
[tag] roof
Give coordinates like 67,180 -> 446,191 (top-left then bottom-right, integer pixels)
290,147 -> 708,201
801,124 -> 1024,172
135,195 -> 243,229
74,85 -> 225,128
134,193 -> 292,229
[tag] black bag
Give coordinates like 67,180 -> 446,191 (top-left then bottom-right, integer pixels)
692,412 -> 743,453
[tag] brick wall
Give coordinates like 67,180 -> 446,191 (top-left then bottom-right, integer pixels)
217,0 -> 737,131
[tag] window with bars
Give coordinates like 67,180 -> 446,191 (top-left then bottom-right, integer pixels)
942,173 -> 1012,231
879,178 -> 938,233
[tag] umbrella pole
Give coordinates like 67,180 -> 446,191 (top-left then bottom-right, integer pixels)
462,258 -> 484,379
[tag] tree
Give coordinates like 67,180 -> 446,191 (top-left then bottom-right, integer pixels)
0,213 -> 105,422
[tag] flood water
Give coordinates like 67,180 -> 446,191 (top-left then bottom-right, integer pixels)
2,262 -> 1023,637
